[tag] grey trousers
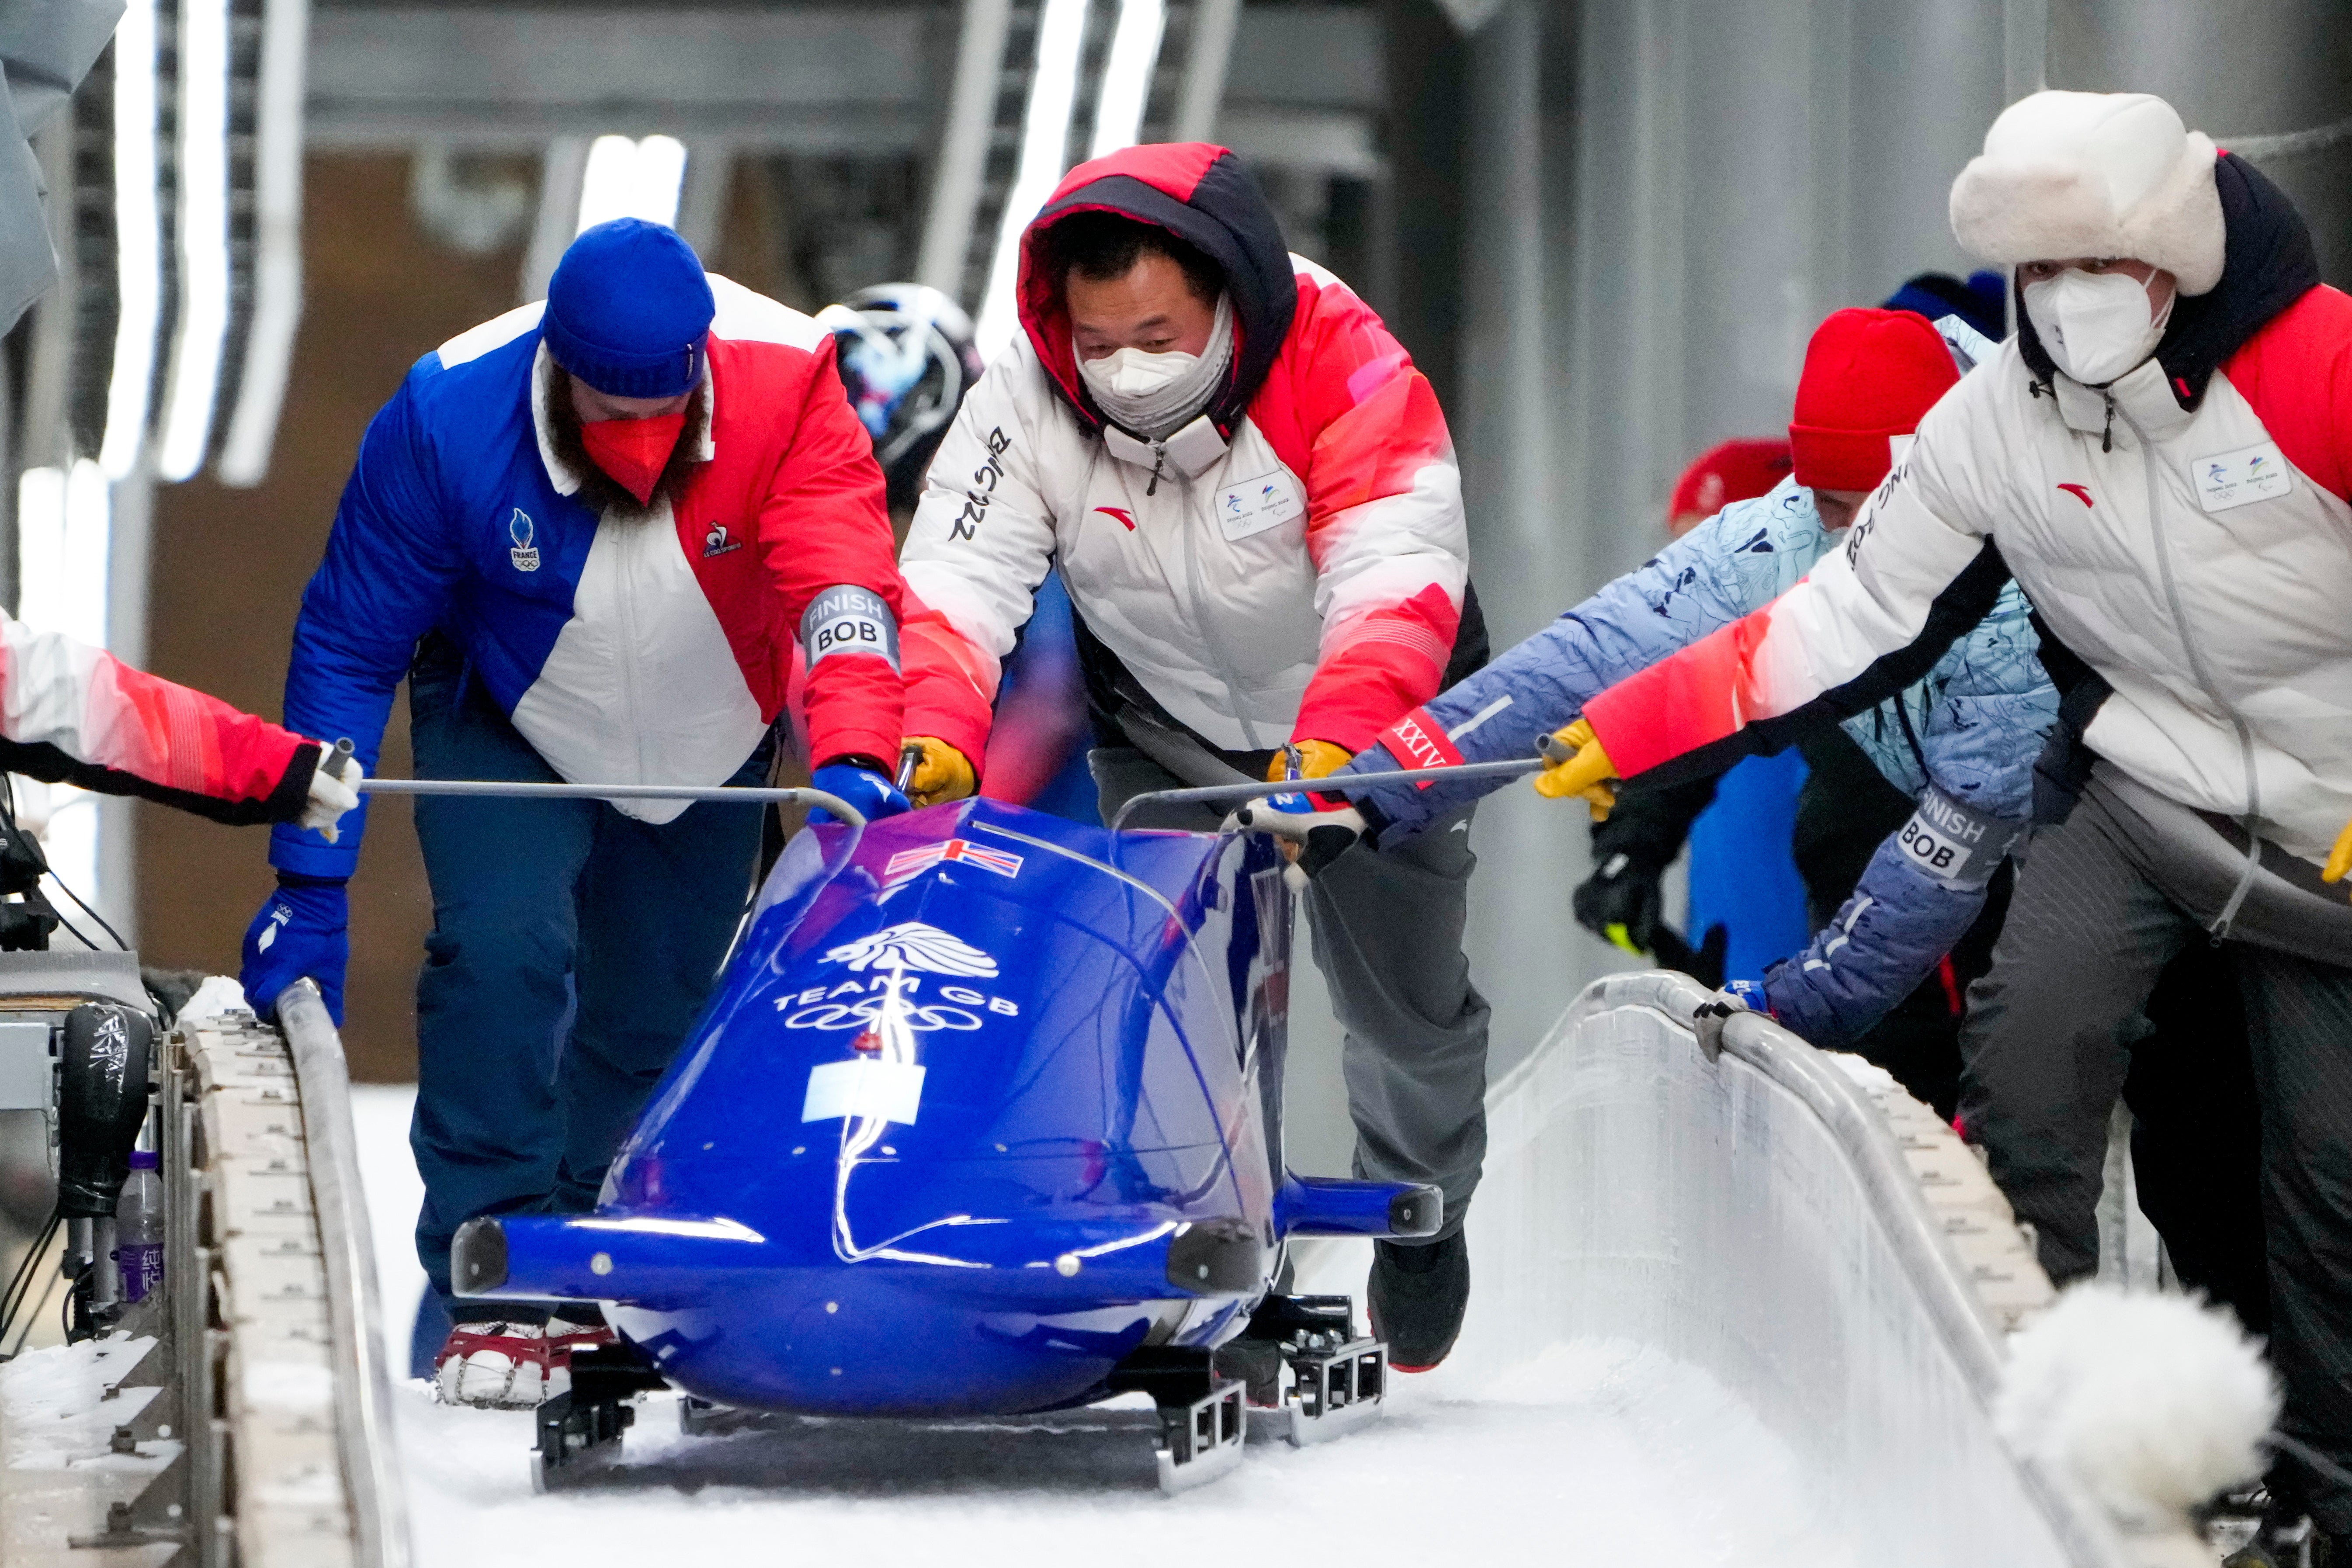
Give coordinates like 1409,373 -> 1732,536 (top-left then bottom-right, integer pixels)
1092,749 -> 1492,1239
1961,769 -> 2352,1528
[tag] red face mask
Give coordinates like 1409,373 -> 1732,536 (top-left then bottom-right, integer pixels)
579,412 -> 686,506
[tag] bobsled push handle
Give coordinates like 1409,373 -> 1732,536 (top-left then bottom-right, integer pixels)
360,778 -> 867,827
1278,1176 -> 1443,1240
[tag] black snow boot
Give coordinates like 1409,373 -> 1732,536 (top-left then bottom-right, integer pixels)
1368,1231 -> 1468,1372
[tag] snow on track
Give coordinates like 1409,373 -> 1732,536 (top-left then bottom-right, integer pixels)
354,1084 -> 1862,1567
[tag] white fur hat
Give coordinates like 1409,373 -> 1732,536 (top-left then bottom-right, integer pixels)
1950,90 -> 2225,296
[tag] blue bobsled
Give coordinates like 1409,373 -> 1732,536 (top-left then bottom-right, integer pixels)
452,798 -> 1436,1487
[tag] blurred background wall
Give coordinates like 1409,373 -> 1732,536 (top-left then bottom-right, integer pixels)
1,0 -> 2343,1165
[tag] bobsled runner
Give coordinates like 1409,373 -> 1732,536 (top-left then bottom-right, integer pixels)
450,797 -> 1437,1493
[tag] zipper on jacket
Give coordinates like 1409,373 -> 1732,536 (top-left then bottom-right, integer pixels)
1080,440 -> 1263,750
2114,402 -> 2264,936
1169,458 -> 1266,749
2099,391 -> 2116,454
614,515 -> 648,782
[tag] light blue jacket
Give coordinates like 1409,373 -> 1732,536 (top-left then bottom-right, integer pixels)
1342,470 -> 2057,1044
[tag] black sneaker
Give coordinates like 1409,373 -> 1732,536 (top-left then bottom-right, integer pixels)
1367,1231 -> 1468,1372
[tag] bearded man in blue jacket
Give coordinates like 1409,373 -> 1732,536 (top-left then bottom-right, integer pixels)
238,221 -> 947,1409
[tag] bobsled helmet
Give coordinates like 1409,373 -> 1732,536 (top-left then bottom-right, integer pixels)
817,284 -> 985,508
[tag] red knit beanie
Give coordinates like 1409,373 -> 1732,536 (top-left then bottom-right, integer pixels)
1789,308 -> 1959,492
1668,438 -> 1793,523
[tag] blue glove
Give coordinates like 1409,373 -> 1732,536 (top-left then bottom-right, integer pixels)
807,763 -> 909,827
240,876 -> 350,1025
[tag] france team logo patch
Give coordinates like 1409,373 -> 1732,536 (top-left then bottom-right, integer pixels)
508,509 -> 541,571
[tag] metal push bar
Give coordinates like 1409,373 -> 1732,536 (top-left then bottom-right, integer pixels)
1108,756 -> 1549,831
357,779 -> 866,827
356,755 -> 1557,837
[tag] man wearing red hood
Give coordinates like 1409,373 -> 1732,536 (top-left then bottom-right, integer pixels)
896,143 -> 1490,1368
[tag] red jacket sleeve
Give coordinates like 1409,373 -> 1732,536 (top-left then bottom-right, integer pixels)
1255,265 -> 1470,753
0,615 -> 316,822
755,340 -> 909,769
2220,282 -> 2352,506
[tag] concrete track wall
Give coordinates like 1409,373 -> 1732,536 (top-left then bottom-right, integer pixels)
1340,971 -> 2165,1568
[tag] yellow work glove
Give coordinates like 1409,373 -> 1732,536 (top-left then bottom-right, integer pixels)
1266,739 -> 1353,782
1532,718 -> 1620,821
2326,812 -> 2352,901
900,736 -> 976,807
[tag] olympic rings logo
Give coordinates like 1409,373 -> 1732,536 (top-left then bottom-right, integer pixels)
782,997 -> 984,1032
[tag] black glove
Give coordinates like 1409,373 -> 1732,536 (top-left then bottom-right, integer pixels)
1575,772 -> 1718,955
1231,801 -> 1367,879
1573,850 -> 1666,955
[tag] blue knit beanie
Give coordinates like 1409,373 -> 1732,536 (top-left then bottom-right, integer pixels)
543,219 -> 715,398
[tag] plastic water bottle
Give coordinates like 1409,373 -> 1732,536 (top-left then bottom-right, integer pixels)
113,1149 -> 165,1304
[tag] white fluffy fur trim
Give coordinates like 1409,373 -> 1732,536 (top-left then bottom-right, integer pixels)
1950,91 -> 2225,296
1995,1284 -> 2277,1531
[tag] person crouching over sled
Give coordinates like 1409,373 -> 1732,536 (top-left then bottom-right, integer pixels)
894,143 -> 1492,1370
240,219 -> 967,1407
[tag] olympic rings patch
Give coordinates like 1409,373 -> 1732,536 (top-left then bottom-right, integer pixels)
783,998 -> 984,1032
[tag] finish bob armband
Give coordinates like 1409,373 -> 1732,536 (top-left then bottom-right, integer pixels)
1896,786 -> 2022,890
801,585 -> 901,672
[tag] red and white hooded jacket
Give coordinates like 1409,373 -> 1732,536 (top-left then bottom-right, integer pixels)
1581,153 -> 2352,869
0,614 -> 320,822
898,143 -> 1485,764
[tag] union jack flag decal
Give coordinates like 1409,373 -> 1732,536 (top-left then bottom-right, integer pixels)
884,839 -> 1024,885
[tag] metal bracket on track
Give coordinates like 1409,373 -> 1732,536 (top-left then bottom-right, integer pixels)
1220,1294 -> 1387,1446
532,1342 -> 669,1492
1106,1346 -> 1248,1494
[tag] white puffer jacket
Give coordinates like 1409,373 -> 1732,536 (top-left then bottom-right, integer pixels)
1581,152 -> 2352,869
1859,330 -> 2349,859
897,143 -> 1478,765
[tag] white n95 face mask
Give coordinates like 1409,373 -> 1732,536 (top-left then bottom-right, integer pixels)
2022,268 -> 2174,387
1075,294 -> 1235,440
1082,343 -> 1200,398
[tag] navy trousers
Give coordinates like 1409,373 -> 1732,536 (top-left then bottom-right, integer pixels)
407,655 -> 767,1306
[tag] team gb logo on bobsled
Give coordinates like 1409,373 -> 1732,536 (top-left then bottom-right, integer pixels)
825,922 -> 998,978
777,921 -> 1021,1034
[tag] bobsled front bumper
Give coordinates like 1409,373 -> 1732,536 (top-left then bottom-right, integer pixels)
451,1210 -> 1269,1309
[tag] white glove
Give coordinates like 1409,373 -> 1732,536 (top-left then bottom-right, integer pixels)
1230,798 -> 1367,884
299,750 -> 363,843
1691,988 -> 1749,1063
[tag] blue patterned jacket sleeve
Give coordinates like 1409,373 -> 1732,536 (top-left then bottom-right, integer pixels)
1761,582 -> 2057,1045
1329,464 -> 2057,1048
1336,476 -> 1828,835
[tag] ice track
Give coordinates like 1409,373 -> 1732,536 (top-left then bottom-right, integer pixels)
354,1082 -> 1864,1567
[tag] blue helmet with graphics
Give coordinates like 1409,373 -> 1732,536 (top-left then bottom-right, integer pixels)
817,284 -> 985,510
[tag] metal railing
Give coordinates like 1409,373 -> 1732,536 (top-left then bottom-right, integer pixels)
277,980 -> 411,1568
